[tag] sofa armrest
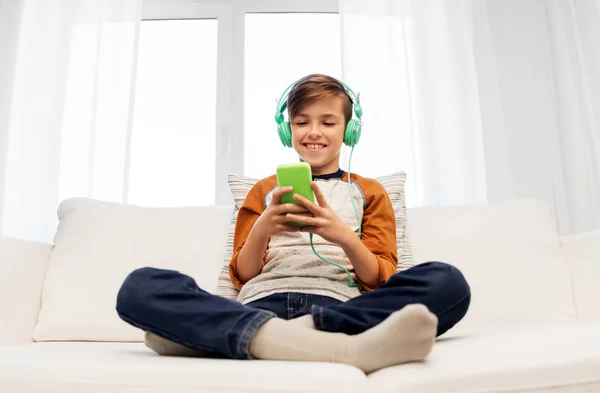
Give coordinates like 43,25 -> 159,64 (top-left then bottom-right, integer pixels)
0,237 -> 51,345
560,230 -> 600,321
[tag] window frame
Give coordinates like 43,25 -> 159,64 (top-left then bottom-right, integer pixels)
141,0 -> 339,204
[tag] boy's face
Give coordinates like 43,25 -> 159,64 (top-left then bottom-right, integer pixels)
290,95 -> 346,176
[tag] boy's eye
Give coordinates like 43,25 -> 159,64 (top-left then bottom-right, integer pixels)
293,121 -> 335,126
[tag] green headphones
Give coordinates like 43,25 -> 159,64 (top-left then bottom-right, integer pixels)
274,78 -> 363,148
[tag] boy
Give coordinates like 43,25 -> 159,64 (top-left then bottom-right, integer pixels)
116,74 -> 471,374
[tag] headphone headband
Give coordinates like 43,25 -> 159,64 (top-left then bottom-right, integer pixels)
275,79 -> 361,123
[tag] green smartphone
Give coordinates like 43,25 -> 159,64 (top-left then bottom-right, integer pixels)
276,162 -> 315,226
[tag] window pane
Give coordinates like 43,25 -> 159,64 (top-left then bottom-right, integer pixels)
244,13 -> 341,179
128,19 -> 217,207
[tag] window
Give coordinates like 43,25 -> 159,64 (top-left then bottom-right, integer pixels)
137,1 -> 340,204
244,13 -> 342,179
128,19 -> 217,207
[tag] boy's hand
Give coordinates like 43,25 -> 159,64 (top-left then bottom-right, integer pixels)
254,186 -> 310,238
288,182 -> 355,246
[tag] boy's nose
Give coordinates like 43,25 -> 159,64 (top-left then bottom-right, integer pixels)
308,125 -> 322,137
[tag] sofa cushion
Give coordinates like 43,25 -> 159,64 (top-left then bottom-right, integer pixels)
406,198 -> 576,333
33,198 -> 233,342
368,320 -> 600,393
0,342 -> 368,393
217,171 -> 414,300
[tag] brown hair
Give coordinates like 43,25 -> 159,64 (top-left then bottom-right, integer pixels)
287,74 -> 353,126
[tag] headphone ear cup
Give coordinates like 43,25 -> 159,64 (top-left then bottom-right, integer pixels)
278,121 -> 293,147
344,119 -> 362,147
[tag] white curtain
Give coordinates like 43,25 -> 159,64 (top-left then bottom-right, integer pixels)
339,0 -> 600,236
0,0 -> 141,243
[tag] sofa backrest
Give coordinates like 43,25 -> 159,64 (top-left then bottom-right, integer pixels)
0,238 -> 50,345
406,198 -> 576,335
560,231 -> 600,321
20,196 -> 578,343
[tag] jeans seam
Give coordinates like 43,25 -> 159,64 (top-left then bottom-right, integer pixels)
117,311 -> 215,354
236,310 -> 276,360
290,294 -> 308,319
433,289 -> 471,319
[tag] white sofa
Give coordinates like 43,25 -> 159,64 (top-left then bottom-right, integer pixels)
0,196 -> 599,393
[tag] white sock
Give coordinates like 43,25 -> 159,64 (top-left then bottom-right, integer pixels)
250,304 -> 438,373
290,314 -> 316,329
145,331 -> 206,357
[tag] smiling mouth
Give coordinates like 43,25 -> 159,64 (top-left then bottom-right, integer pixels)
303,143 -> 327,151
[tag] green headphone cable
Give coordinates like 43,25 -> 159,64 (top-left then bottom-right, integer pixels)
308,145 -> 362,288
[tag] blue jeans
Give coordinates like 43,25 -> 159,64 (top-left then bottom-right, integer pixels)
116,262 -> 470,360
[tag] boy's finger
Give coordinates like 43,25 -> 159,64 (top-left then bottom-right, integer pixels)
285,213 -> 316,226
277,203 -> 308,214
311,182 -> 329,208
293,193 -> 320,214
272,186 -> 293,204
